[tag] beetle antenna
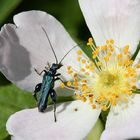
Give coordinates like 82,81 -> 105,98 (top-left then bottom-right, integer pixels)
42,27 -> 58,64
59,43 -> 83,64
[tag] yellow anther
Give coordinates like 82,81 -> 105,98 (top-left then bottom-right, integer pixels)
77,57 -> 81,62
87,37 -> 93,46
92,50 -> 99,59
101,105 -> 108,111
117,54 -> 122,59
136,64 -> 140,68
111,99 -> 117,106
107,52 -> 112,57
108,44 -> 112,50
76,94 -> 87,102
101,45 -> 107,51
96,96 -> 105,103
60,83 -> 65,88
80,68 -> 85,72
67,81 -> 72,86
132,85 -> 137,90
125,60 -> 133,66
85,65 -> 90,69
89,97 -> 93,104
77,50 -> 82,55
67,66 -> 71,70
81,84 -> 88,91
131,79 -> 137,83
81,59 -> 86,64
127,67 -> 135,73
126,90 -> 132,95
92,54 -> 97,59
81,96 -> 87,102
123,45 -> 129,54
97,61 -> 102,66
73,73 -> 78,77
104,56 -> 109,62
67,70 -> 73,74
118,61 -> 123,66
110,46 -> 114,52
83,93 -> 88,97
73,81 -> 78,87
130,73 -> 137,77
110,39 -> 115,44
90,66 -> 95,71
92,104 -> 96,109
81,79 -> 87,83
74,77 -> 78,82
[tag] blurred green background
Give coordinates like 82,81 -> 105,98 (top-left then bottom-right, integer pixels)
0,0 -> 104,140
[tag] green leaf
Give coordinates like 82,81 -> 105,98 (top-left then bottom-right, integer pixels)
0,84 -> 36,139
0,0 -> 22,25
85,119 -> 104,140
131,41 -> 140,61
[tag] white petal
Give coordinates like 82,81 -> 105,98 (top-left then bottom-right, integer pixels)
6,100 -> 101,140
101,94 -> 140,140
79,0 -> 140,53
0,11 -> 81,92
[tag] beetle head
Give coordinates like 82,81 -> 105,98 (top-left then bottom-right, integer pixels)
51,63 -> 63,70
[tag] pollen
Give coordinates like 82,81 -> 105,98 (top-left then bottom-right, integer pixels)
110,39 -> 114,44
67,81 -> 72,87
123,45 -> 129,54
60,83 -> 65,88
77,50 -> 82,55
67,38 -> 139,112
87,37 -> 93,46
136,64 -> 140,68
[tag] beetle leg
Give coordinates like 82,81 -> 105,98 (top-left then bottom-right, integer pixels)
55,73 -> 61,77
53,102 -> 57,122
33,83 -> 42,101
32,92 -> 38,101
34,68 -> 48,75
54,77 -> 60,81
50,89 -> 57,122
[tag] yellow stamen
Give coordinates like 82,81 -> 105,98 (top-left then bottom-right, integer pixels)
81,59 -> 86,64
70,38 -> 138,111
110,39 -> 114,44
67,81 -> 72,86
123,45 -> 129,54
60,83 -> 65,88
77,50 -> 82,55
87,37 -> 93,46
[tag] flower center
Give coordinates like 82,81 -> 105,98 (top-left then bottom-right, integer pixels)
98,71 -> 119,87
60,38 -> 140,111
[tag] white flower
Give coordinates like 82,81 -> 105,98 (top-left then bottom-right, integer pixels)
1,0 -> 140,140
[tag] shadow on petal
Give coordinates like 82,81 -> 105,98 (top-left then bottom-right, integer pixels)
0,24 -> 32,82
